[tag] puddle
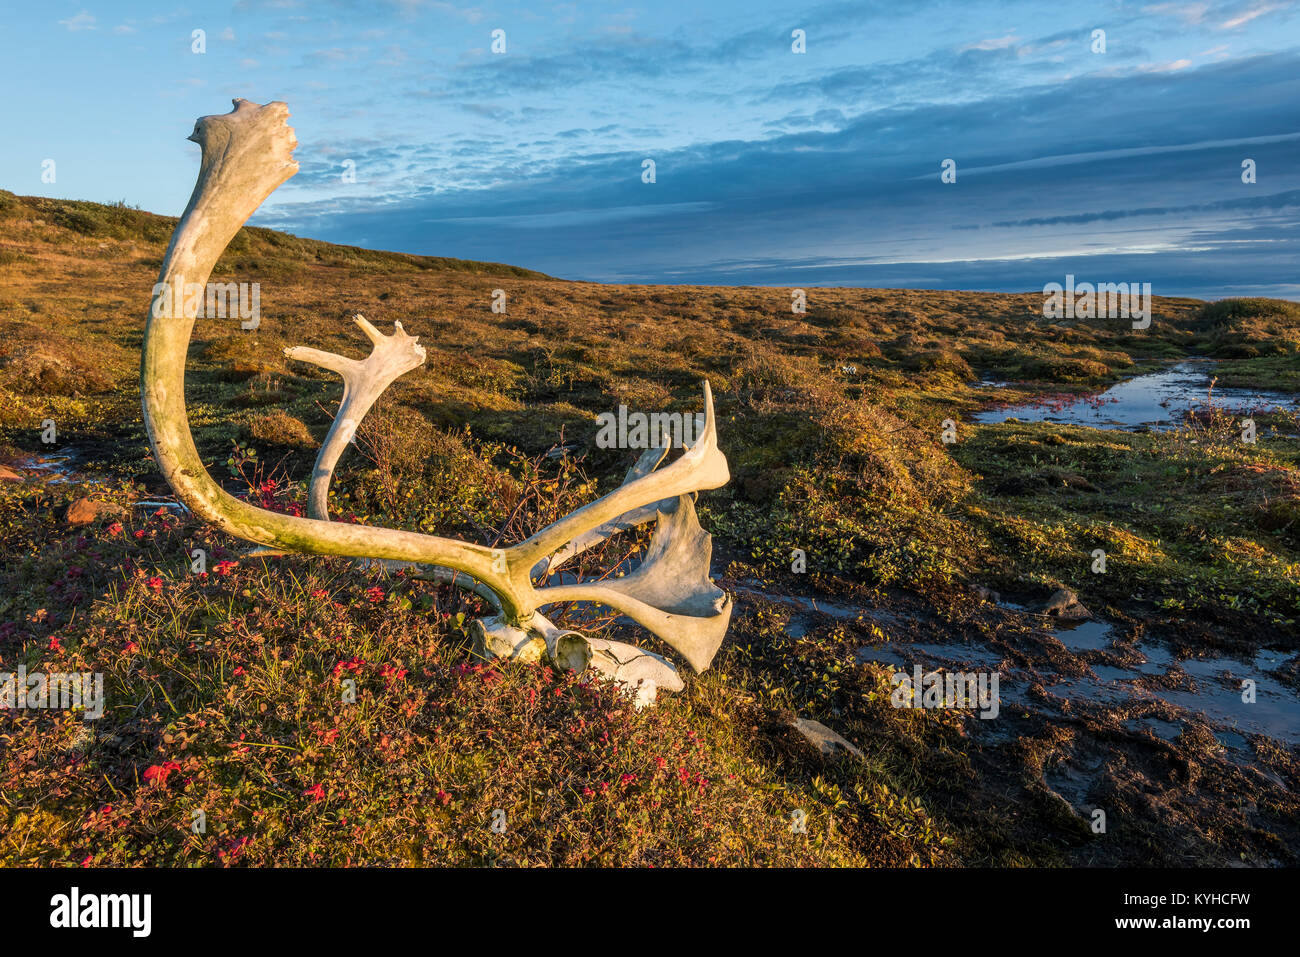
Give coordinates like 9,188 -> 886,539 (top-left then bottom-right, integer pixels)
1043,754 -> 1106,807
855,647 -> 906,668
7,451 -> 100,485
1134,643 -> 1175,675
749,579 -> 1300,749
1053,619 -> 1114,653
730,583 -> 898,639
1041,640 -> 1300,744
135,500 -> 191,515
1157,657 -> 1300,744
975,361 -> 1300,431
1090,664 -> 1136,683
732,585 -> 876,623
3,448 -> 192,514
1253,649 -> 1291,670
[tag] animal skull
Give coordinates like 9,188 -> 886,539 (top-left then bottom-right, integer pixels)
139,99 -> 733,706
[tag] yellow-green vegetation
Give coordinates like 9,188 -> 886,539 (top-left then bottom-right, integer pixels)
957,417 -> 1300,632
1,191 -> 1298,867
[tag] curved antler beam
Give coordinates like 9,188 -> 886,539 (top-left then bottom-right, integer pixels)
141,100 -> 521,614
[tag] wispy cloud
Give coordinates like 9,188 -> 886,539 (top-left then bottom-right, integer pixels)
1143,3 -> 1211,24
57,11 -> 96,31
1220,2 -> 1289,28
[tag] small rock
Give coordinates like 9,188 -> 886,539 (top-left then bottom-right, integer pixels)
0,465 -> 23,483
65,498 -> 129,526
1033,587 -> 1092,621
789,717 -> 863,761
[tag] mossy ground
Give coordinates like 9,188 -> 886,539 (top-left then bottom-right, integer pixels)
1,191 -> 1297,866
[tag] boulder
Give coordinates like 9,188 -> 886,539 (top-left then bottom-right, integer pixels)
1033,587 -> 1092,621
0,465 -> 23,483
65,498 -> 129,526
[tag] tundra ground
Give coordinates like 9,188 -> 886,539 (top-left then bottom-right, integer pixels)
1,191 -> 1297,866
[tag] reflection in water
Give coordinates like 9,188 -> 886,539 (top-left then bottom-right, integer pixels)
974,361 -> 1300,430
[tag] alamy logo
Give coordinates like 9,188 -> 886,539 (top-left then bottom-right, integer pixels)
1043,274 -> 1151,329
49,887 -> 151,937
595,405 -> 705,450
891,666 -> 1000,719
151,276 -> 261,329
1,666 -> 103,720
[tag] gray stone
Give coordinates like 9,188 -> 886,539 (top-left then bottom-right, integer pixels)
1033,587 -> 1092,621
789,717 -> 863,761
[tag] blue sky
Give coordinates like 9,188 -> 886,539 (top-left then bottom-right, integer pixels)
4,0 -> 1300,296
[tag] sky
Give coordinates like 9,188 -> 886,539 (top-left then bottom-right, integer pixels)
3,0 -> 1299,297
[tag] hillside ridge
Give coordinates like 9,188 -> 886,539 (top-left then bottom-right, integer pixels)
0,189 -> 554,280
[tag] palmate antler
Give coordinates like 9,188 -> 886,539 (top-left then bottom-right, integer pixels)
140,99 -> 732,705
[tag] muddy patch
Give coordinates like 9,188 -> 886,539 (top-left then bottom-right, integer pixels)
735,581 -> 1298,862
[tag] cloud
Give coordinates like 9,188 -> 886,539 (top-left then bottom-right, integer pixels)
431,202 -> 718,229
1220,2 -> 1288,28
907,132 -> 1300,180
962,33 -> 1019,51
254,48 -> 1300,299
1142,3 -> 1211,23
58,11 -> 96,32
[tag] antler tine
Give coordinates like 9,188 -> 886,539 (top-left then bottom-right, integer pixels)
354,313 -> 388,345
284,313 -> 426,521
512,381 -> 728,572
282,346 -> 358,378
533,492 -> 732,672
530,443 -> 670,580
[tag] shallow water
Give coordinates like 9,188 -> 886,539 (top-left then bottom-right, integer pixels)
974,361 -> 1300,430
732,583 -> 892,638
4,449 -> 191,513
1126,716 -> 1182,741
741,580 -> 1300,748
1053,619 -> 1114,652
1029,625 -> 1299,745
996,611 -> 1300,744
10,451 -> 96,485
1157,655 -> 1300,744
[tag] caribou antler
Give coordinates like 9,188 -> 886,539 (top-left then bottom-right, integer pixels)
140,99 -> 733,704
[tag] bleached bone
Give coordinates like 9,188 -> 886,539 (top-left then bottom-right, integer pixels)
533,494 -> 732,672
139,99 -> 732,702
471,611 -> 683,709
471,613 -> 554,664
582,636 -> 685,709
286,314 -> 426,520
